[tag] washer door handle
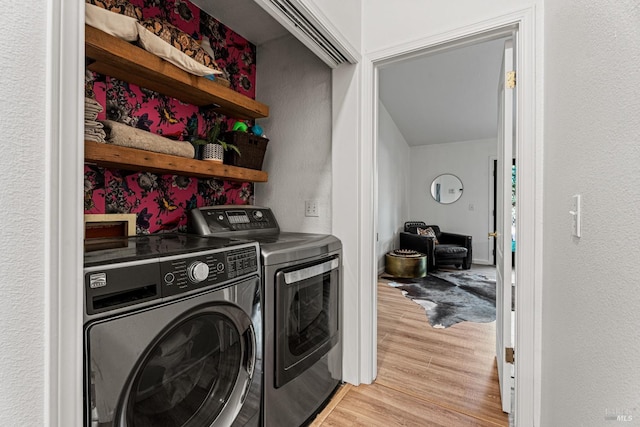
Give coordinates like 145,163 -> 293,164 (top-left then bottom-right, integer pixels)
239,325 -> 256,404
243,326 -> 255,377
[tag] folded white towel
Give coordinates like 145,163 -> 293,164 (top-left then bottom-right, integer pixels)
85,97 -> 103,109
85,127 -> 106,135
85,112 -> 102,119
84,121 -> 104,129
101,120 -> 195,159
84,99 -> 104,124
85,134 -> 106,143
85,108 -> 102,116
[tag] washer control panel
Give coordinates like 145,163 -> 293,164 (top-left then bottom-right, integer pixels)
160,245 -> 258,298
84,235 -> 260,317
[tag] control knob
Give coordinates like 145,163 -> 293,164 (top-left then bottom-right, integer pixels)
253,210 -> 264,220
187,261 -> 210,283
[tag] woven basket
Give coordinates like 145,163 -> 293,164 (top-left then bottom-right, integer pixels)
212,76 -> 231,88
222,131 -> 269,170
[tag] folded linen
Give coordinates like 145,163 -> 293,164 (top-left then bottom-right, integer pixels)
85,104 -> 102,112
84,129 -> 107,143
85,134 -> 106,143
85,98 -> 103,123
85,128 -> 107,137
85,121 -> 104,129
101,120 -> 195,159
85,97 -> 103,110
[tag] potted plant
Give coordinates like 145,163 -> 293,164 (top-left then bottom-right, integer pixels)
194,119 -> 241,162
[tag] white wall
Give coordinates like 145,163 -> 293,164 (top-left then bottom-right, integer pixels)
254,34 -> 332,234
332,61 -> 368,384
301,0 -> 361,56
409,139 -> 496,264
362,0 -> 534,53
0,1 -> 47,424
377,102 -> 411,272
541,2 -> 640,425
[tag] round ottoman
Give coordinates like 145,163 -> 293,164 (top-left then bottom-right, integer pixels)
385,249 -> 427,278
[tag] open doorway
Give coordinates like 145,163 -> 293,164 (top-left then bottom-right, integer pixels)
376,35 -> 509,273
374,29 -> 517,422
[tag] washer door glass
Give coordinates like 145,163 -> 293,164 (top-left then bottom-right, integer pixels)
122,309 -> 252,427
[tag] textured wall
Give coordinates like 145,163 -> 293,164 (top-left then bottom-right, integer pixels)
409,139 -> 497,264
0,1 -> 46,425
377,102 -> 411,272
542,1 -> 640,425
254,34 -> 332,234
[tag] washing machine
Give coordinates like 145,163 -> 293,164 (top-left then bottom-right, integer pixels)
83,233 -> 262,427
189,206 -> 342,427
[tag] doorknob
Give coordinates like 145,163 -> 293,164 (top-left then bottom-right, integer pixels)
488,232 -> 498,238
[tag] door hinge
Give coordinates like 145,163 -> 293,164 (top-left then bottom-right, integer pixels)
506,71 -> 516,89
506,347 -> 515,364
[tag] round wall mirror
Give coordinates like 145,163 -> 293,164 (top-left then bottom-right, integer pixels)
430,174 -> 463,204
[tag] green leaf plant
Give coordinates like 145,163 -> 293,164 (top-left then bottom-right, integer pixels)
193,118 -> 241,156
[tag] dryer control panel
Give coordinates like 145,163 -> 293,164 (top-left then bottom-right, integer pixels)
189,205 -> 280,237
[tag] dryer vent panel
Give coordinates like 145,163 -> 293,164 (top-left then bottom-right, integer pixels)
261,0 -> 357,68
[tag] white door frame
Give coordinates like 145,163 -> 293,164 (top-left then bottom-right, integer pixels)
363,8 -> 543,426
48,0 -> 85,426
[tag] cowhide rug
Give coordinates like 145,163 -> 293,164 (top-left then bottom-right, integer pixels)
387,270 -> 496,329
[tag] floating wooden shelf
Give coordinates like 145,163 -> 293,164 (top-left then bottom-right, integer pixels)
85,25 -> 269,120
85,141 -> 268,182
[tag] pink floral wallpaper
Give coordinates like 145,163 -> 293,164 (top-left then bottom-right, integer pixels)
84,0 -> 257,234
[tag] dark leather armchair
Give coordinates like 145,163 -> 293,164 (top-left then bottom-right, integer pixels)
399,221 -> 472,272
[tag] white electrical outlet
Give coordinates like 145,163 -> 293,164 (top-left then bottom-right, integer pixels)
305,200 -> 319,217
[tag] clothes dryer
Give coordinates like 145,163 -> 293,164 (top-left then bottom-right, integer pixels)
189,206 -> 342,427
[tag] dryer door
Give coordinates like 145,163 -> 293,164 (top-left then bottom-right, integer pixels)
86,280 -> 259,427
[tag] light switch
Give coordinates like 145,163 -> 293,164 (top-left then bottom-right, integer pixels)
570,194 -> 581,237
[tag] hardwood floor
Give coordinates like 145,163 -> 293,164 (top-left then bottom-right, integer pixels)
310,276 -> 508,427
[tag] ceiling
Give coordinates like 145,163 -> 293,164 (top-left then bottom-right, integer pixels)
191,1 -> 506,147
379,38 -> 508,146
190,0 -> 289,45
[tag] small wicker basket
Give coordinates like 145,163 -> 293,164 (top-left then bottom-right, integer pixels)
222,131 -> 269,170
